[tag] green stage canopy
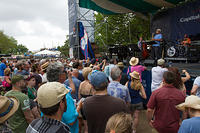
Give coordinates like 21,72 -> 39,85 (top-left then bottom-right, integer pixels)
79,0 -> 185,15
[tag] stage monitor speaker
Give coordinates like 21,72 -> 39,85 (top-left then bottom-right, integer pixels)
143,59 -> 155,66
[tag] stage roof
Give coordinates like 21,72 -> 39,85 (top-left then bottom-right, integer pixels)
79,0 -> 186,15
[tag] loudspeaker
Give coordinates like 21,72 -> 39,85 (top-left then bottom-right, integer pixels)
143,59 -> 155,66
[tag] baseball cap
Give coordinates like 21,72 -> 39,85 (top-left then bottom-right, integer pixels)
88,70 -> 108,88
37,82 -> 69,108
157,59 -> 165,66
11,75 -> 24,84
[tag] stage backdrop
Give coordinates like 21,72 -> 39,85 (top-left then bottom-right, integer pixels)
151,0 -> 200,42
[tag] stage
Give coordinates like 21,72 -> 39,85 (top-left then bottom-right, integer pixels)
146,62 -> 200,77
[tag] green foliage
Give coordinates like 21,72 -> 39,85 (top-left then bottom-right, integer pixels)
57,35 -> 69,57
94,13 -> 150,50
0,31 -> 28,54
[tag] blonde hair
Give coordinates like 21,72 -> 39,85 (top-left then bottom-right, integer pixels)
105,112 -> 133,133
4,68 -> 11,76
130,78 -> 142,90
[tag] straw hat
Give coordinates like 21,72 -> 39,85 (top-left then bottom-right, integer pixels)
117,62 -> 124,68
0,96 -> 19,123
129,57 -> 139,66
176,95 -> 200,111
129,71 -> 140,80
41,62 -> 49,71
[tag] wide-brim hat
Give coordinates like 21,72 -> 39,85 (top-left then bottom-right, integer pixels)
176,95 -> 200,111
0,96 -> 19,123
41,62 -> 49,71
129,57 -> 139,66
129,71 -> 140,80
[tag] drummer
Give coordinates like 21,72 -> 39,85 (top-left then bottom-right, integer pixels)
182,34 -> 191,46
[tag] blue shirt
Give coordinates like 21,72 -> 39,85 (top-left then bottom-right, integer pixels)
107,81 -> 131,103
64,76 -> 81,101
178,117 -> 200,133
0,63 -> 6,76
153,34 -> 162,47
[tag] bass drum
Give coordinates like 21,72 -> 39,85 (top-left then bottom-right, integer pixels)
166,46 -> 179,57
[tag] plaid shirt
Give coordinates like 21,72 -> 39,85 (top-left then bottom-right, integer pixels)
26,116 -> 70,133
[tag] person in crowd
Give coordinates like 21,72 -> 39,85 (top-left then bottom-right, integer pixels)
15,61 -> 24,75
152,28 -> 163,60
0,58 -> 7,77
22,61 -> 30,75
104,59 -> 115,81
46,62 -> 78,133
26,75 -> 37,100
72,61 -> 84,82
126,71 -> 146,132
151,59 -> 168,92
78,67 -> 94,133
107,66 -> 131,103
40,61 -> 49,83
191,76 -> 200,97
64,68 -> 81,101
2,68 -> 12,91
0,96 -> 19,133
127,57 -> 146,82
176,95 -> 200,133
26,82 -> 70,133
117,62 -> 128,85
147,71 -> 185,133
105,112 -> 134,133
78,67 -> 94,99
168,67 -> 190,94
81,71 -> 129,133
5,75 -> 34,133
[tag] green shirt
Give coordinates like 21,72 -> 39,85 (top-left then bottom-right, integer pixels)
5,90 -> 30,133
27,87 -> 36,100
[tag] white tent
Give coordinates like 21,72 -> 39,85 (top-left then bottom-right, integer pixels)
34,50 -> 61,56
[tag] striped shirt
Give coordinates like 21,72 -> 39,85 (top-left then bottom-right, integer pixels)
26,116 -> 70,133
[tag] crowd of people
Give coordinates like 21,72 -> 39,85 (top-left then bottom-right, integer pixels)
0,56 -> 199,133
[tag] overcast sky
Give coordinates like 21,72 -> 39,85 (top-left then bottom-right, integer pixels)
0,0 -> 69,51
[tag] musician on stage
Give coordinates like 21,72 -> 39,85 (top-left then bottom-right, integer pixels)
137,37 -> 143,51
152,29 -> 163,60
182,34 -> 191,46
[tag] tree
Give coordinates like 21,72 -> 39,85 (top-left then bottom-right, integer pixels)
94,13 -> 150,52
57,35 -> 69,57
0,31 -> 28,54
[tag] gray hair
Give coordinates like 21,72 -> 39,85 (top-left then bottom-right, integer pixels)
46,62 -> 64,82
111,66 -> 122,81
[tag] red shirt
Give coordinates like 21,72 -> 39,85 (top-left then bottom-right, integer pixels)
147,85 -> 185,133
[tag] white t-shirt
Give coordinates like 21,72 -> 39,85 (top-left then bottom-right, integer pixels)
151,66 -> 168,92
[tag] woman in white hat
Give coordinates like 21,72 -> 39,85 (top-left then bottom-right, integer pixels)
127,57 -> 146,82
125,71 -> 146,132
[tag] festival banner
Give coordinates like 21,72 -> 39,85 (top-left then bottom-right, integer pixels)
79,22 -> 95,59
